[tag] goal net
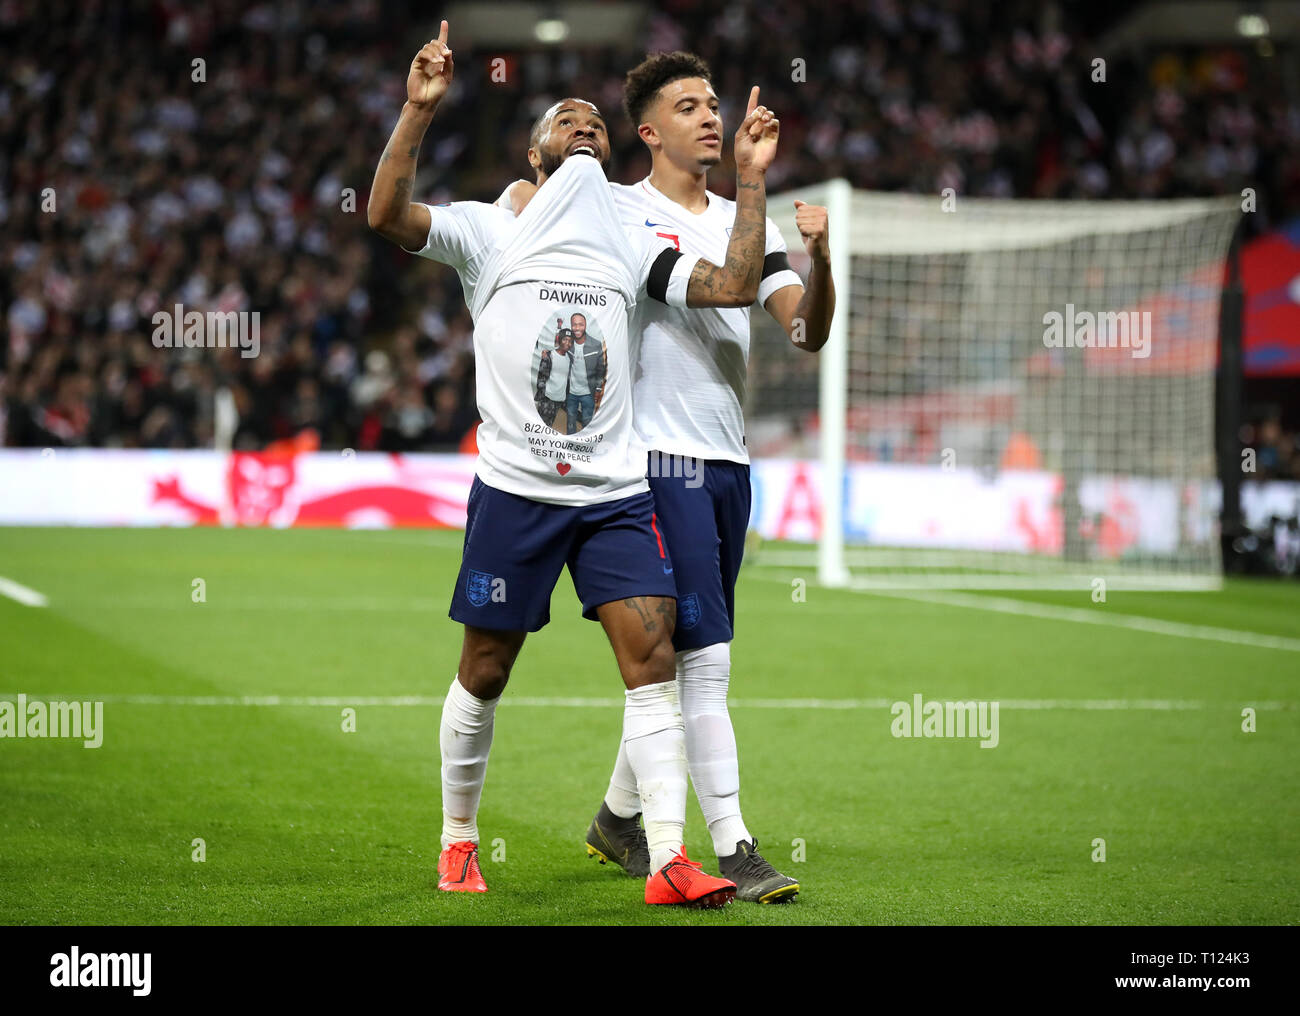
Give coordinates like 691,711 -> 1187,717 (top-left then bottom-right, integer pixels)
747,183 -> 1240,590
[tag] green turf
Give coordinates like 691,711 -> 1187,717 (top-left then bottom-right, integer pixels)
0,527 -> 1296,925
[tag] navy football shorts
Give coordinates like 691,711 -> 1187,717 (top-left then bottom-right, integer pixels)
645,453 -> 751,652
449,476 -> 677,632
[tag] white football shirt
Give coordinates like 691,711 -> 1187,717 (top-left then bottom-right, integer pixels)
409,156 -> 698,505
611,177 -> 803,464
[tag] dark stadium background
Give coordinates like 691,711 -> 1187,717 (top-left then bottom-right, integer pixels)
2,0 -> 1296,483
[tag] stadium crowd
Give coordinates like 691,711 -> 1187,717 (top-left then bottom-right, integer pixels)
2,0 -> 1297,470
1243,415 -> 1300,482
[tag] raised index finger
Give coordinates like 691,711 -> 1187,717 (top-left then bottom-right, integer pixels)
745,85 -> 759,117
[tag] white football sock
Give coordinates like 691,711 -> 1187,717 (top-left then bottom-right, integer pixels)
439,675 -> 500,850
603,739 -> 641,819
621,680 -> 687,874
678,643 -> 752,858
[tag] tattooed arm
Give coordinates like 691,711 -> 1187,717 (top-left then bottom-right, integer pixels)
684,86 -> 779,309
762,200 -> 834,352
367,22 -> 455,250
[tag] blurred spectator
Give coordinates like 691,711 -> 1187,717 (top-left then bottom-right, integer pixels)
1,0 -> 1297,452
1242,417 -> 1300,481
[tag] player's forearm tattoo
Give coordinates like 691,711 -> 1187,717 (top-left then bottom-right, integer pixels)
688,171 -> 766,306
689,260 -> 719,298
370,103 -> 434,236
378,143 -> 419,165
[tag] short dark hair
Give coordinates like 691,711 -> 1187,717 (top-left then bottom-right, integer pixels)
529,111 -> 548,150
528,99 -> 603,150
622,51 -> 713,127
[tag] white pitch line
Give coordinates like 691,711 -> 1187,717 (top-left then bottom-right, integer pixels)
752,558 -> 1224,590
0,694 -> 1289,711
748,571 -> 1300,654
0,576 -> 47,607
51,596 -> 444,613
871,589 -> 1300,654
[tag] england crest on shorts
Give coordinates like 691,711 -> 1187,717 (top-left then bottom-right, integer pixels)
679,592 -> 701,630
467,569 -> 494,607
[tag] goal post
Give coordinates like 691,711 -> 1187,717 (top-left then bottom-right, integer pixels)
817,178 -> 853,588
752,185 -> 1241,591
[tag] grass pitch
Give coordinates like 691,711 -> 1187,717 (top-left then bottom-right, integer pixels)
0,526 -> 1296,925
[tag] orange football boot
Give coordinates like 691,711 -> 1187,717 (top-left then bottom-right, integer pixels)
438,841 -> 487,893
645,849 -> 736,908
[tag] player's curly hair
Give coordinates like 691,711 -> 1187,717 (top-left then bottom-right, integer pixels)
622,51 -> 714,127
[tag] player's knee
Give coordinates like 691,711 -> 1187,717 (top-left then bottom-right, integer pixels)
458,642 -> 516,698
460,662 -> 509,699
634,632 -> 677,687
616,630 -> 675,689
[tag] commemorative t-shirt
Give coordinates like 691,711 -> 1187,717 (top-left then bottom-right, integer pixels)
611,178 -> 803,464
409,155 -> 699,505
568,343 -> 590,396
540,345 -> 571,402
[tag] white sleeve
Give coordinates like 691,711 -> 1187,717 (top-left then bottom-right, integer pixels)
404,202 -> 504,267
493,181 -> 534,214
630,226 -> 699,309
661,252 -> 698,308
757,215 -> 805,306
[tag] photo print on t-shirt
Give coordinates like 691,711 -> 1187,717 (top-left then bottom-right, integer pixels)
530,306 -> 608,436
